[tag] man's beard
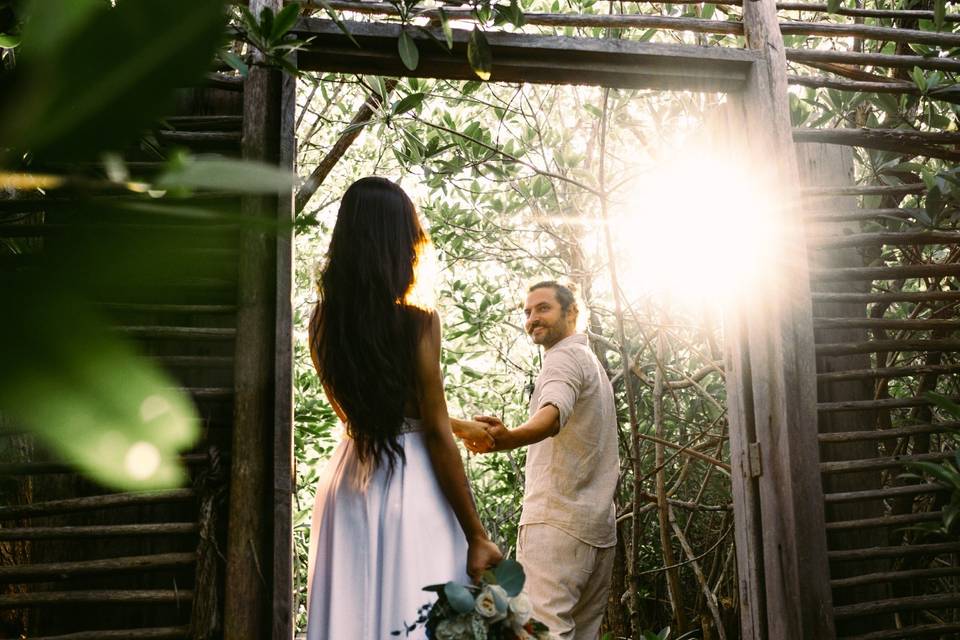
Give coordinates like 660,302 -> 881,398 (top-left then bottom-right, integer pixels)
529,323 -> 564,347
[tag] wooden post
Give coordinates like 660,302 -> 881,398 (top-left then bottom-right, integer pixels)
272,61 -> 297,640
224,0 -> 285,637
722,1 -> 837,638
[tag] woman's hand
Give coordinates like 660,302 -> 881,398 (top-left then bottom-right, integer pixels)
451,418 -> 496,453
466,536 -> 503,583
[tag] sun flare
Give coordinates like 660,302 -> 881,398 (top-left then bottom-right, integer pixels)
610,143 -> 779,306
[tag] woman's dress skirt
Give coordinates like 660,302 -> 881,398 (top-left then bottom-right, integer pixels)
306,419 -> 469,639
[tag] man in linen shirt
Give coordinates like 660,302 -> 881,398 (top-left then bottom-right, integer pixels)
466,281 -> 619,640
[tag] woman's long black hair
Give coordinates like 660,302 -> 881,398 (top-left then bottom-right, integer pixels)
310,177 -> 431,469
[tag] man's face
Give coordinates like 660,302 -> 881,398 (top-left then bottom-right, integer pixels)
524,287 -> 574,349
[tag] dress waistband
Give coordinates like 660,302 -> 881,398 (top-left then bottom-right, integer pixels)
400,417 -> 423,434
341,418 -> 423,437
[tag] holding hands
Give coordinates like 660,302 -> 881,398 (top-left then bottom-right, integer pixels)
453,415 -> 511,454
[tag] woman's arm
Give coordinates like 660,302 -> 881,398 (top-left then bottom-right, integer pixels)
415,311 -> 502,580
308,303 -> 348,422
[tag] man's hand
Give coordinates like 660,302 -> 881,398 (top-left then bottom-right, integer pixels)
452,418 -> 496,453
465,415 -> 511,454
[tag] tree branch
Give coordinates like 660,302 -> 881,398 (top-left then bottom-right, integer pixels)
295,79 -> 398,213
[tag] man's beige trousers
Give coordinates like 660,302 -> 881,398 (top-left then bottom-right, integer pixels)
517,523 -> 616,640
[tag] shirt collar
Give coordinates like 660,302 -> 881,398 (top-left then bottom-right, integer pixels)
547,332 -> 587,351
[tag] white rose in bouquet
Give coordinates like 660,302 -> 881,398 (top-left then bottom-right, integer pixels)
474,585 -> 508,622
508,592 -> 533,627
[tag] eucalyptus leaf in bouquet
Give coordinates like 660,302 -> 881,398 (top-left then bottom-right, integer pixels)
405,560 -> 550,640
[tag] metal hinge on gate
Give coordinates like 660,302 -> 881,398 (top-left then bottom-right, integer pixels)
748,443 -> 763,478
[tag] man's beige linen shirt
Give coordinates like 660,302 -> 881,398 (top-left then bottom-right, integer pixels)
519,333 -> 619,548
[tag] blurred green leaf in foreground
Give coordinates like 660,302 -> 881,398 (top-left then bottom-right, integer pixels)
0,0 -> 294,490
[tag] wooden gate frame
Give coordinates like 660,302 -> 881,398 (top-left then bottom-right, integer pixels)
228,1 -> 836,638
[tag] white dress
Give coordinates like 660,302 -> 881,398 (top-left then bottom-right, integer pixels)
307,418 -> 469,639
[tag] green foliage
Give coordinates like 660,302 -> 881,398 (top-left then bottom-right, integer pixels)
156,155 -> 296,194
237,1 -> 310,75
0,0 -> 23,52
934,0 -> 946,32
901,393 -> 960,537
398,29 -> 419,71
1,284 -> 198,489
491,558 -> 525,596
0,0 -> 296,491
468,27 -> 493,80
445,581 -> 477,613
0,0 -> 226,161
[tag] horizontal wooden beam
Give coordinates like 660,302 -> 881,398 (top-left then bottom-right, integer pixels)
824,482 -> 948,504
817,395 -> 960,412
817,422 -> 960,442
203,72 -> 243,91
23,627 -> 189,640
324,1 -> 744,35
788,74 -> 921,98
810,291 -> 960,304
805,209 -> 925,223
147,355 -> 234,368
810,264 -> 960,282
807,231 -> 960,249
162,115 -> 243,131
828,541 -> 960,563
292,18 -> 759,92
319,0 -> 960,48
0,223 -> 240,238
813,317 -> 960,330
787,47 -> 960,73
114,326 -> 237,340
0,552 -> 195,582
835,622 -> 960,640
817,364 -> 960,382
0,489 -> 195,520
775,1 -> 960,22
832,592 -> 960,619
0,590 -> 192,608
815,339 -> 960,356
825,511 -> 943,532
98,302 -> 237,313
801,183 -> 925,197
155,131 -> 241,146
584,0 -> 960,22
0,453 -> 211,476
819,450 -> 955,474
830,566 -> 960,589
183,387 -> 234,400
793,128 -> 960,161
0,523 -> 198,540
779,19 -> 960,48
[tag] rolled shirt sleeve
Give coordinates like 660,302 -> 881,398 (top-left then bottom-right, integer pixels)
536,349 -> 583,430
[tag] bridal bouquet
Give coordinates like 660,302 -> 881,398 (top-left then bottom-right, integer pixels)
412,559 -> 550,640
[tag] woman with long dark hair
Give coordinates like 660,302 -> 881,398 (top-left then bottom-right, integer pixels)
306,177 -> 502,639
